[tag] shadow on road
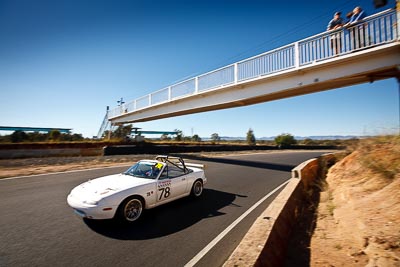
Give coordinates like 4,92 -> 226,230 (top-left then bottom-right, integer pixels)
174,154 -> 296,172
84,188 -> 246,240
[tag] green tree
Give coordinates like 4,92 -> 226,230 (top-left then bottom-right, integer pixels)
275,133 -> 297,148
28,132 -> 47,142
59,133 -> 84,141
48,130 -> 61,141
0,131 -> 86,143
211,133 -> 220,143
10,131 -> 28,143
174,129 -> 183,141
192,134 -> 201,142
113,125 -> 132,139
246,128 -> 256,145
71,133 -> 84,141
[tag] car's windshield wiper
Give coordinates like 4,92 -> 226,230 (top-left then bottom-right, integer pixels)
124,171 -> 138,177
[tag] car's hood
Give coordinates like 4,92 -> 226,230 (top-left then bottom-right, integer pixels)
71,174 -> 153,199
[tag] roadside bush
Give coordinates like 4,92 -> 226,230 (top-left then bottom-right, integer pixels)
275,133 -> 297,147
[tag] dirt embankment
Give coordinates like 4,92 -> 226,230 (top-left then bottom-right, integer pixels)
310,136 -> 400,266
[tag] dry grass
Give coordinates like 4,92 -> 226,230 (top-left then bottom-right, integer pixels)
356,135 -> 400,180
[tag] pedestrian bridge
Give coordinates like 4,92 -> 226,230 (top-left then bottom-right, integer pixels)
99,9 -> 400,137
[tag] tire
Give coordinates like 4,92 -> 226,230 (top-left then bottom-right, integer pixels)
190,179 -> 203,198
118,196 -> 144,222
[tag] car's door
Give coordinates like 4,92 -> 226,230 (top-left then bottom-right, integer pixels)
156,164 -> 188,203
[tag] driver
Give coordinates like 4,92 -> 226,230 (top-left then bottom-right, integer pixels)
145,164 -> 161,178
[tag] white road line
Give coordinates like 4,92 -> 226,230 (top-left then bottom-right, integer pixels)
184,179 -> 290,267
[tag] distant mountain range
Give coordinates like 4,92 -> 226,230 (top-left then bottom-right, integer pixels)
202,135 -> 364,141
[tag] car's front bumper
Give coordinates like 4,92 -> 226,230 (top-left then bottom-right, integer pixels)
67,194 -> 117,220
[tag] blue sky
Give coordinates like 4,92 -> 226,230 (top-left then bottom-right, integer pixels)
0,0 -> 398,138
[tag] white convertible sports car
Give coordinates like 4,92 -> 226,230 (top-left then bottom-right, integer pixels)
67,155 -> 206,222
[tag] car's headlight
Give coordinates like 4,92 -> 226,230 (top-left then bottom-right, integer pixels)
83,199 -> 100,205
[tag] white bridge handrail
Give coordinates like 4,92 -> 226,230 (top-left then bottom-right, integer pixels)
107,9 -> 398,120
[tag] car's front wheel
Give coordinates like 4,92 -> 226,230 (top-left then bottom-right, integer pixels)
191,179 -> 203,198
118,196 -> 144,222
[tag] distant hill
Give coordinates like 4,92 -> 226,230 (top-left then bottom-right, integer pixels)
202,135 -> 363,141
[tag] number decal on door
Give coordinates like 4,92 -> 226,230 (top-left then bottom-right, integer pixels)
158,187 -> 171,200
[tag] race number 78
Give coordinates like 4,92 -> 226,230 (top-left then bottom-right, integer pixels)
158,187 -> 171,200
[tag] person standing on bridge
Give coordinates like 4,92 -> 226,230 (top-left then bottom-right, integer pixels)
327,11 -> 344,55
347,6 -> 366,24
345,6 -> 367,50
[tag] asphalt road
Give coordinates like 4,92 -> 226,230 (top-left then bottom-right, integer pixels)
0,151 -> 331,267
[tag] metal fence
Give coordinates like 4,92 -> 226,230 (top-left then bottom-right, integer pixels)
108,9 -> 397,119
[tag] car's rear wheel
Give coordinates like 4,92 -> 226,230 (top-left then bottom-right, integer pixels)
191,179 -> 203,198
118,196 -> 143,222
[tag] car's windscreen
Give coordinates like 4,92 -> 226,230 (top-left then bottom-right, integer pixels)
124,162 -> 164,179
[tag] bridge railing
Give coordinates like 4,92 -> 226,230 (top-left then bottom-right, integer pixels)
237,44 -> 296,82
108,9 -> 397,120
299,9 -> 398,65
